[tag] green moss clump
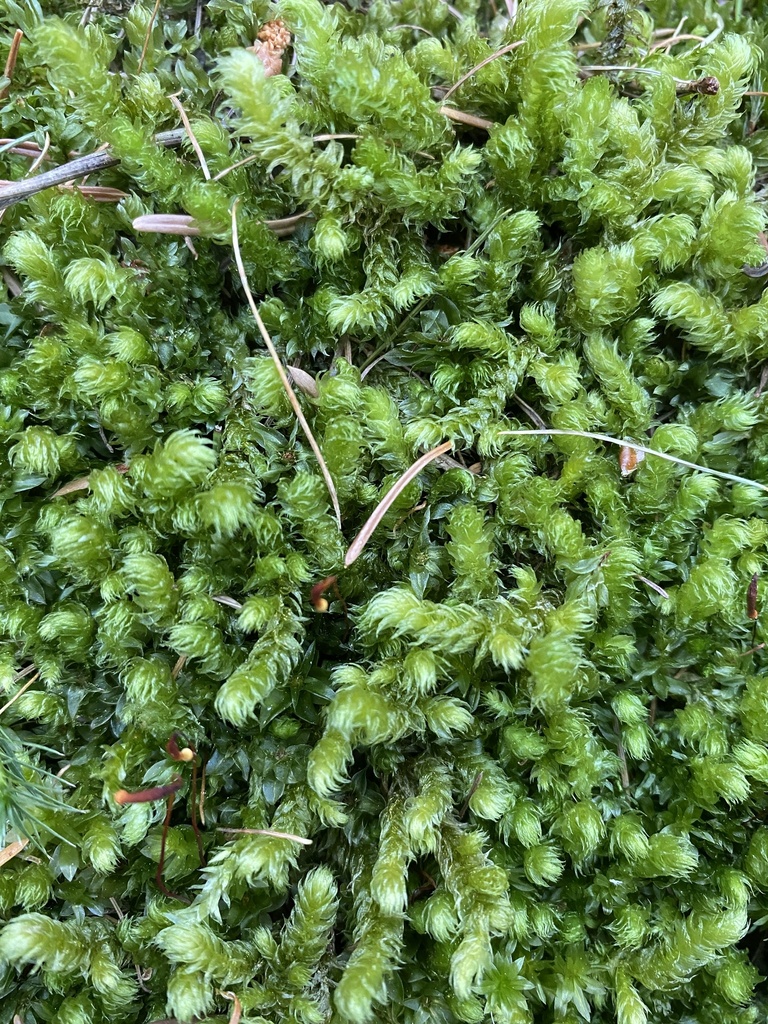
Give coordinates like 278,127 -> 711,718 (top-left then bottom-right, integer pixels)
1,0 -> 768,1021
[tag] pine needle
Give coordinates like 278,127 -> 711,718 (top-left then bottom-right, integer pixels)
231,202 -> 342,528
501,429 -> 768,492
344,440 -> 453,567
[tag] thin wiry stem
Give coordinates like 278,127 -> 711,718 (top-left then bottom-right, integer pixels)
501,429 -> 768,492
138,0 -> 162,74
0,30 -> 23,101
169,93 -> 210,180
0,672 -> 40,716
441,40 -> 525,103
344,440 -> 453,567
231,202 -> 342,528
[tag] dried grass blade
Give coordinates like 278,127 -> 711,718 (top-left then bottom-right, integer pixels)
439,106 -> 495,131
138,0 -> 162,74
287,365 -> 319,397
132,213 -> 201,235
501,428 -> 768,492
441,40 -> 525,102
0,838 -> 29,867
345,440 -> 453,567
0,672 -> 40,716
169,93 -> 210,180
0,30 -> 23,101
216,827 -> 312,845
231,202 -> 342,528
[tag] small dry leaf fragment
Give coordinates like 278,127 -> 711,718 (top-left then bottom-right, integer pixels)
748,573 -> 759,620
132,213 -> 201,236
0,837 -> 29,867
52,462 -> 128,498
619,445 -> 645,476
287,366 -> 319,398
249,19 -> 291,77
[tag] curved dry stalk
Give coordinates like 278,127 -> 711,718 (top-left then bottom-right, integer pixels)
344,440 -> 453,567
0,672 -> 40,716
0,30 -> 23,101
220,993 -> 242,1024
231,202 -> 342,528
138,0 -> 162,74
441,40 -> 525,103
501,429 -> 768,492
169,93 -> 210,180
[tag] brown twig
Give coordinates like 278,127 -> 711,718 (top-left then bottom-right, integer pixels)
344,440 -> 453,567
0,152 -> 120,212
0,30 -> 23,101
231,201 -> 342,528
171,654 -> 187,679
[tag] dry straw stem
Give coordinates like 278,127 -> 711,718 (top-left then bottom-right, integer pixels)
501,429 -> 768,492
344,440 -> 453,567
220,992 -> 242,1024
169,93 -> 210,180
0,672 -> 40,717
216,827 -> 312,845
441,40 -> 525,103
0,29 -> 23,101
138,0 -> 162,74
231,202 -> 341,527
439,105 -> 495,131
0,837 -> 29,867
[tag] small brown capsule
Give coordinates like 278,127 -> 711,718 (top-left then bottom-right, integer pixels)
619,445 -> 645,477
311,575 -> 337,612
